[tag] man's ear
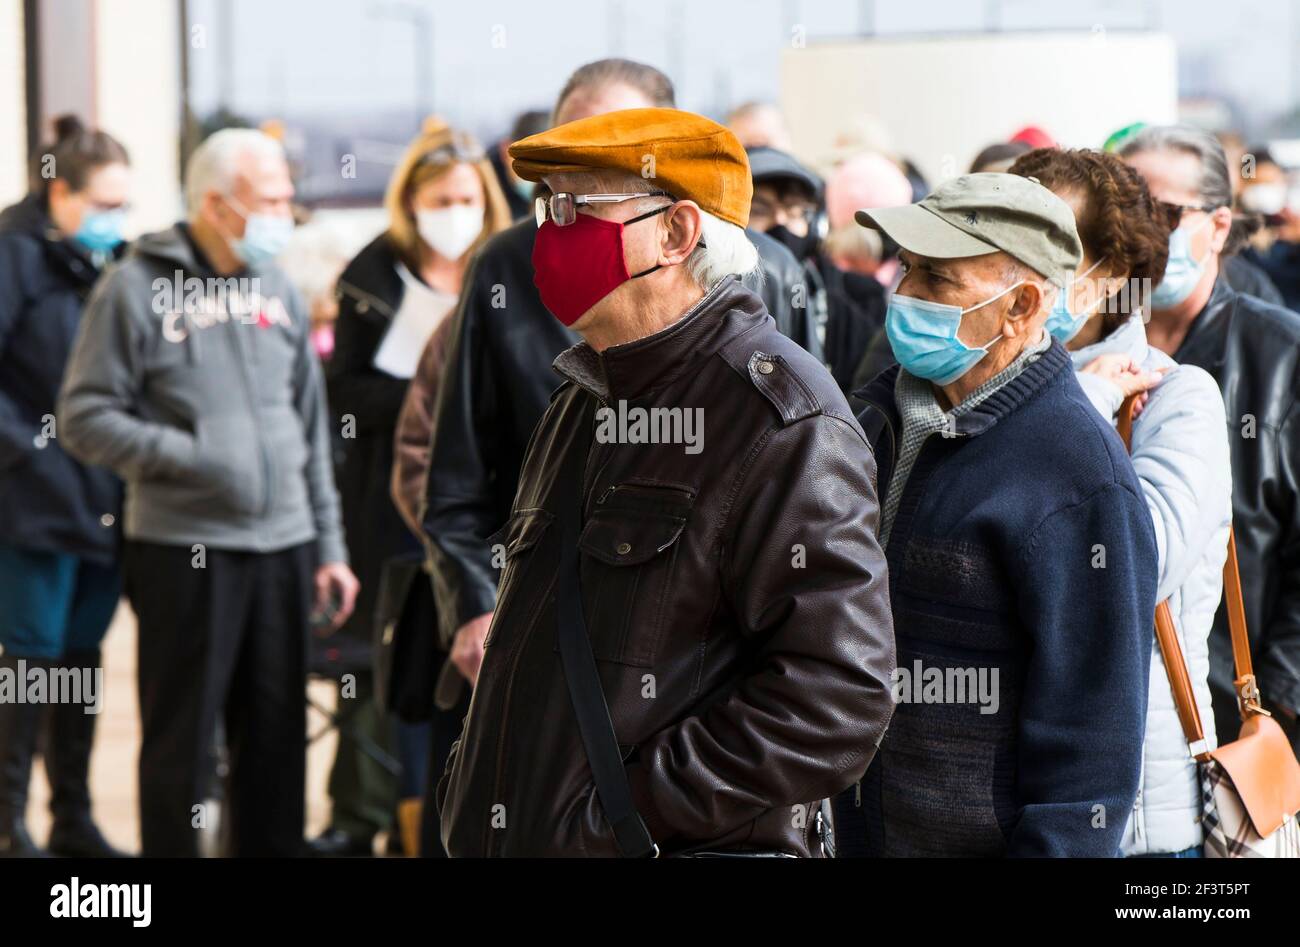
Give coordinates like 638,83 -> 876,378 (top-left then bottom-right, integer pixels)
661,200 -> 704,266
1209,205 -> 1233,253
1005,280 -> 1045,327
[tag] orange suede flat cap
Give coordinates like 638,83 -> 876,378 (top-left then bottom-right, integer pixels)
508,107 -> 752,228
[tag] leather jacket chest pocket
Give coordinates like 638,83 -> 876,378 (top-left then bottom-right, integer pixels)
484,508 -> 554,649
571,484 -> 694,668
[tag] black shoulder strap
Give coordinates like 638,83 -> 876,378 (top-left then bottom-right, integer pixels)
554,401 -> 658,858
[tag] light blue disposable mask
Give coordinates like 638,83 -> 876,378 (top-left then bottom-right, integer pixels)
226,197 -> 294,267
1150,214 -> 1214,309
885,280 -> 1024,386
74,208 -> 126,255
1046,257 -> 1108,343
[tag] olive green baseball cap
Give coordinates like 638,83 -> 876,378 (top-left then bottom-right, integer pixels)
855,172 -> 1082,286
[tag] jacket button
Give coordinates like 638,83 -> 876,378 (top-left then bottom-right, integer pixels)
357,300 -> 369,313
757,360 -> 774,375
100,514 -> 115,527
616,542 -> 632,555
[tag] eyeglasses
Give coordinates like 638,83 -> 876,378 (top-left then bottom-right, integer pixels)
1158,200 -> 1222,227
535,190 -> 673,227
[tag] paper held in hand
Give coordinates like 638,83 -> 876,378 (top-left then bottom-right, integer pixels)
372,263 -> 458,379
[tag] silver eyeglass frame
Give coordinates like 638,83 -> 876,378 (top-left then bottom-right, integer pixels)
535,190 -> 673,227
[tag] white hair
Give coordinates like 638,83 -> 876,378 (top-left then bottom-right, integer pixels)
184,128 -> 285,217
547,169 -> 759,289
688,210 -> 760,288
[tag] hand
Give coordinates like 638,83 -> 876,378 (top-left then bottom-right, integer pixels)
313,561 -> 359,634
1080,353 -> 1166,417
452,612 -> 493,686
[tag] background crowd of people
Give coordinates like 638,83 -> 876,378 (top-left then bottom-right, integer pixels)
2,49 -> 1300,859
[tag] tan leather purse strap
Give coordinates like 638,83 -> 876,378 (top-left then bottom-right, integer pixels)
1154,600 -> 1209,756
1117,393 -> 1259,754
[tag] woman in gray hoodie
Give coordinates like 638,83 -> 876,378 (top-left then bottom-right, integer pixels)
1011,148 -> 1233,857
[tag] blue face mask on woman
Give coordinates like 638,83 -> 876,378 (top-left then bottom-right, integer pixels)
1046,257 -> 1107,344
885,279 -> 1025,386
74,208 -> 126,255
1150,214 -> 1215,309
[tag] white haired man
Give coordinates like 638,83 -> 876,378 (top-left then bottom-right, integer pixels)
436,108 -> 895,857
59,128 -> 358,856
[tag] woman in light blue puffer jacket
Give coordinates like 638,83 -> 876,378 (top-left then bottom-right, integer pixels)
1011,148 -> 1233,858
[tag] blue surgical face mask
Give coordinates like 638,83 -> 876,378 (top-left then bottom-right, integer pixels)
1046,256 -> 1107,344
1150,214 -> 1214,309
225,197 -> 294,267
74,207 -> 126,255
885,279 -> 1024,386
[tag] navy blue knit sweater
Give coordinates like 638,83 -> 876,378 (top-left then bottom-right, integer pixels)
833,340 -> 1157,857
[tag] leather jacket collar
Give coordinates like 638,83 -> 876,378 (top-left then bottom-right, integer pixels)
1173,276 -> 1236,374
552,276 -> 762,402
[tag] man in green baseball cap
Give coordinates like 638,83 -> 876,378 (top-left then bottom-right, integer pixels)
854,171 -> 1081,409
833,172 -> 1157,858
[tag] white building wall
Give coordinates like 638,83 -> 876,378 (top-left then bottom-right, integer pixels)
0,0 -> 27,208
94,0 -> 183,233
781,31 -> 1179,184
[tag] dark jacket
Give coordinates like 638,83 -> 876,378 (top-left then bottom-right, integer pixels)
1172,277 -> 1300,741
421,218 -> 818,647
437,277 -> 895,857
814,254 -> 887,394
488,146 -> 532,221
1243,241 -> 1300,313
1222,253 -> 1283,307
326,233 -> 427,642
0,194 -> 122,564
836,341 -> 1156,857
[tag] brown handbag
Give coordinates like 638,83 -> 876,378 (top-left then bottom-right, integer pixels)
1118,393 -> 1300,856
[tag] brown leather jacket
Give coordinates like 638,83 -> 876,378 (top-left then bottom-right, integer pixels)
437,277 -> 895,857
390,317 -> 454,538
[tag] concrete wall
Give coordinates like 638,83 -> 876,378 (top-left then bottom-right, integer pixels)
0,0 -> 27,207
94,0 -> 183,232
781,31 -> 1178,183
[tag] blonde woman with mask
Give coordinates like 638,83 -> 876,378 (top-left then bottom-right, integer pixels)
315,120 -> 510,859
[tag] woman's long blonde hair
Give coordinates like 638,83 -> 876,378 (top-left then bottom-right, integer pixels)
384,119 -> 512,268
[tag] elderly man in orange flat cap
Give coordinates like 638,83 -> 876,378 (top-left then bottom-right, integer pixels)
436,108 -> 895,858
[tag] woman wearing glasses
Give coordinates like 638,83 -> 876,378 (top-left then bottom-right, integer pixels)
1008,146 -> 1233,858
1118,126 -> 1300,760
315,120 -> 511,859
0,115 -> 130,858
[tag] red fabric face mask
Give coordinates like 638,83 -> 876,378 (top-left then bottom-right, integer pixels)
531,206 -> 669,326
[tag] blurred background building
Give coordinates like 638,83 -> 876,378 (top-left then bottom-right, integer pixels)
4,0 -> 1300,236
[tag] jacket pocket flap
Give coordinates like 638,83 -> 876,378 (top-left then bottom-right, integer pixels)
490,508 -> 553,560
579,507 -> 689,566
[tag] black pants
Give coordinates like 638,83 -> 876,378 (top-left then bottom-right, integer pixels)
124,539 -> 313,857
419,676 -> 471,858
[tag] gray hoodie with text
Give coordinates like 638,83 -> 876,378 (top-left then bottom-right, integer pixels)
57,223 -> 347,565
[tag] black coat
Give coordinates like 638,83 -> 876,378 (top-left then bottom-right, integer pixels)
421,217 -> 817,645
1174,276 -> 1300,745
814,255 -> 887,394
1222,253 -> 1283,307
326,233 -> 425,644
0,194 -> 121,564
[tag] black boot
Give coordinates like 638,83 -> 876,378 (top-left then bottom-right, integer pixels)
44,650 -> 126,858
0,654 -> 48,857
